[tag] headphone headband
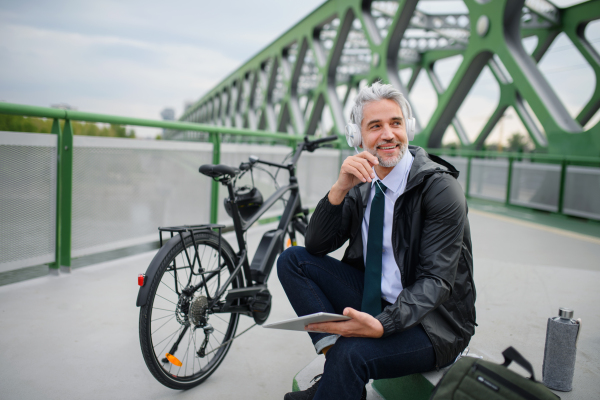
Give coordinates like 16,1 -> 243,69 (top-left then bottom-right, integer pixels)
345,99 -> 416,149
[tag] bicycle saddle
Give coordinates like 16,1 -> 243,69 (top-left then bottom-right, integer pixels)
199,164 -> 239,178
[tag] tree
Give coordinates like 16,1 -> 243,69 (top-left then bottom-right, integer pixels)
0,114 -> 136,138
506,132 -> 530,153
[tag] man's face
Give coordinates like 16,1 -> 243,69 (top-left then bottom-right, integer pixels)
360,99 -> 408,168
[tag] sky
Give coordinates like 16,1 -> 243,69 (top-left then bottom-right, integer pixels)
0,0 -> 598,143
0,0 -> 324,138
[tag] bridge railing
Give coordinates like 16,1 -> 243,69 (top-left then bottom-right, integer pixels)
0,102 -> 311,275
1,102 -> 600,278
428,148 -> 600,220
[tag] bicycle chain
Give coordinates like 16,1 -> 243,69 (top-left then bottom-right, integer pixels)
201,323 -> 257,356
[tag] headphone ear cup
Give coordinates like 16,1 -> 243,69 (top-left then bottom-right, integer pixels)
345,124 -> 362,147
406,118 -> 415,141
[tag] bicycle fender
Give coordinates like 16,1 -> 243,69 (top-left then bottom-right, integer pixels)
136,234 -> 182,307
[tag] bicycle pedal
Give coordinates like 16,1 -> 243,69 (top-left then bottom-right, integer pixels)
251,301 -> 270,313
250,290 -> 271,312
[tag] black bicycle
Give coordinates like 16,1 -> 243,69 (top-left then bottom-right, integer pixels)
136,135 -> 338,389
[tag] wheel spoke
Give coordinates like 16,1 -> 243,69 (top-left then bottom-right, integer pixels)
151,314 -> 174,323
152,307 -> 175,313
160,280 -> 177,295
140,231 -> 240,389
155,292 -> 177,305
152,314 -> 178,335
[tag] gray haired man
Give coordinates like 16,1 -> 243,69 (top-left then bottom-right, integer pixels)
277,82 -> 476,400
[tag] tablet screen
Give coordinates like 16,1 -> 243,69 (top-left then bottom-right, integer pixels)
262,312 -> 351,332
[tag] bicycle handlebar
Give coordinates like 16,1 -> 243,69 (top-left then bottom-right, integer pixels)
289,135 -> 339,165
303,135 -> 339,152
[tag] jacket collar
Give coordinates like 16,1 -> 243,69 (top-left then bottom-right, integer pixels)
404,146 -> 459,193
355,145 -> 458,206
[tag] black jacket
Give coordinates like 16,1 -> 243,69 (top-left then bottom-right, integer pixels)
305,146 -> 476,368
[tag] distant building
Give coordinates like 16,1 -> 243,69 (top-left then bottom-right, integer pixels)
51,103 -> 77,110
160,108 -> 175,121
160,108 -> 176,139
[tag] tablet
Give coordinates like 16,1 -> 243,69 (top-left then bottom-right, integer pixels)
262,312 -> 351,332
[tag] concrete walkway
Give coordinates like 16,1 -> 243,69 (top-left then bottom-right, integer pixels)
0,210 -> 599,399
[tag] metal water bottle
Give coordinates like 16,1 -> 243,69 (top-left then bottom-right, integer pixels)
542,307 -> 580,391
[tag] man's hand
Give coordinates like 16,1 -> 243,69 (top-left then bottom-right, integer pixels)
305,307 -> 384,338
328,152 -> 379,205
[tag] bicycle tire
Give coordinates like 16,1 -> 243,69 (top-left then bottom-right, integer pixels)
139,230 -> 241,390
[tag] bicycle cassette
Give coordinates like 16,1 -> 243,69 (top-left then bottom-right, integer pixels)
188,295 -> 209,327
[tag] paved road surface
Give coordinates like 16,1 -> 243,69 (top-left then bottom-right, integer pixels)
0,210 -> 599,399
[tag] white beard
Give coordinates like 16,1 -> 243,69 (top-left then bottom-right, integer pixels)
366,141 -> 407,167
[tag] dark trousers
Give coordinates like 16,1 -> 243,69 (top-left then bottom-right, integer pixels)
277,246 -> 436,400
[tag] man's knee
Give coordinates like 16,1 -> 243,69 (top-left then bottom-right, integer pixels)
325,338 -> 369,379
277,246 -> 308,280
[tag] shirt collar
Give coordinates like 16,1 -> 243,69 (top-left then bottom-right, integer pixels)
371,150 -> 414,194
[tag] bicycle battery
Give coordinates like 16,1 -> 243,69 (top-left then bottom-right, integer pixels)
250,229 -> 285,283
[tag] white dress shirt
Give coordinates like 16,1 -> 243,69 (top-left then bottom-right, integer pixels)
361,150 -> 414,304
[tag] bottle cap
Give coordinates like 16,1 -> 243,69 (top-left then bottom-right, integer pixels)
559,307 -> 574,319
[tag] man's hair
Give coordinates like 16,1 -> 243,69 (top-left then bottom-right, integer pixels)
349,81 -> 410,127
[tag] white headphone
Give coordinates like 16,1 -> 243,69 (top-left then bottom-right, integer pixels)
345,100 -> 416,152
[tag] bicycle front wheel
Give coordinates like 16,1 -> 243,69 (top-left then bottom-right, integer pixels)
139,230 -> 241,389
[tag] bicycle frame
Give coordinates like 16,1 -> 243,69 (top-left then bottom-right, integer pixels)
137,136 -> 336,314
135,135 -> 338,390
225,161 -> 304,283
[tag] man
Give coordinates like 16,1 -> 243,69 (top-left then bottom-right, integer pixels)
277,82 -> 476,400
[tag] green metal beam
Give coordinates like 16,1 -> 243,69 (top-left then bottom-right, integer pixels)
0,102 -> 304,142
179,0 -> 600,158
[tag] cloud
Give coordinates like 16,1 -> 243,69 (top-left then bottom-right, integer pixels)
0,23 -> 240,136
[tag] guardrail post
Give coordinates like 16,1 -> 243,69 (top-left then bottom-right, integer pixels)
210,132 -> 221,224
49,118 -> 73,274
505,157 -> 514,205
465,156 -> 472,198
558,159 -> 567,214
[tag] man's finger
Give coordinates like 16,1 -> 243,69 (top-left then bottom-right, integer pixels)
357,151 -> 379,165
346,157 -> 376,178
343,159 -> 376,182
342,164 -> 371,183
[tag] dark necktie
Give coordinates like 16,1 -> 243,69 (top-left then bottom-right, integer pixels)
362,181 -> 387,316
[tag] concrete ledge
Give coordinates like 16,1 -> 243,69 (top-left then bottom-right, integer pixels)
292,354 -> 482,399
292,355 -> 384,399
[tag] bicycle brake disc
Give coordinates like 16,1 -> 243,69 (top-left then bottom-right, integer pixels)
189,295 -> 209,327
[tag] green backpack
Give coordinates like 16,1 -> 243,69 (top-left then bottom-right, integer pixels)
430,347 -> 560,400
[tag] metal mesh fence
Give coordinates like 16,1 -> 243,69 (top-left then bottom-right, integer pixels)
217,144 -> 291,226
563,166 -> 600,220
4,129 -> 600,275
438,156 -> 468,191
510,162 -> 560,212
71,137 -> 212,257
216,144 -> 340,226
468,159 -> 509,201
0,132 -> 57,273
297,148 -> 340,208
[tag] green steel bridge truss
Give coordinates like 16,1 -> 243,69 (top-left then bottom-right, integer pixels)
175,0 -> 600,157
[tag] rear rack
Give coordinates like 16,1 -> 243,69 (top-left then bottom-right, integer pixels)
158,224 -> 225,247
157,224 -> 228,292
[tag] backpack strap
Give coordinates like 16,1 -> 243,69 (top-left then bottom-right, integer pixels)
501,346 -> 536,381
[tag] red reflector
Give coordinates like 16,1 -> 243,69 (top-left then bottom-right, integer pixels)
138,274 -> 145,287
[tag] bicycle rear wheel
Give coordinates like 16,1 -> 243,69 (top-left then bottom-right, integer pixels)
139,230 -> 241,389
